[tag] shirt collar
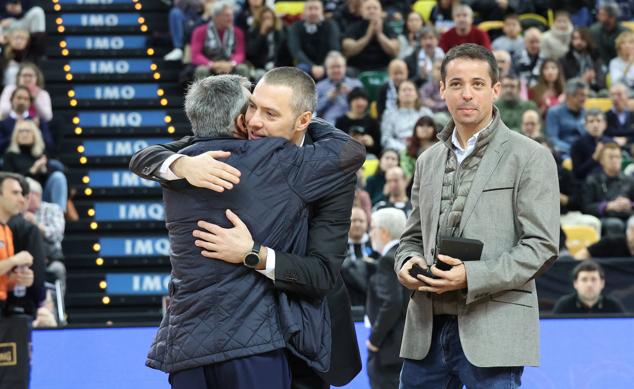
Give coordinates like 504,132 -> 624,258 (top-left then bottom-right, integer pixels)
451,117 -> 493,152
299,135 -> 305,147
381,239 -> 400,256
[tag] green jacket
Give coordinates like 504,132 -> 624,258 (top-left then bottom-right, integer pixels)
495,99 -> 538,133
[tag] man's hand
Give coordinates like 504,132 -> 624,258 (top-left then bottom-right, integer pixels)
311,65 -> 325,79
592,142 -> 604,161
10,267 -> 34,287
171,151 -> 241,192
397,256 -> 428,290
416,255 -> 467,294
608,196 -> 632,213
193,209 -> 253,264
614,137 -> 628,147
10,251 -> 33,267
366,339 -> 379,352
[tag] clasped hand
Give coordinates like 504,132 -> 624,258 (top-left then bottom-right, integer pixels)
397,255 -> 467,294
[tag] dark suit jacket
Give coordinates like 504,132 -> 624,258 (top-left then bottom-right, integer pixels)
366,244 -> 408,367
129,120 -> 363,386
605,109 -> 634,141
570,133 -> 610,181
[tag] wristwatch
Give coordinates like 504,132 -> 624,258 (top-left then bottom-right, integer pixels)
243,242 -> 262,268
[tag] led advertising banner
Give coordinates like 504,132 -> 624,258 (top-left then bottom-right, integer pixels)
105,273 -> 170,295
68,59 -> 154,75
60,13 -> 141,27
78,110 -> 167,127
97,236 -> 169,257
64,36 -> 147,50
93,202 -> 164,222
82,138 -> 170,156
87,170 -> 160,188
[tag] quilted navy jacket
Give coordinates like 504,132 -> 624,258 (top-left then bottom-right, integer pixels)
146,119 -> 365,373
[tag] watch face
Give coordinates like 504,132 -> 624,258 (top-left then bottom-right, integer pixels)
245,253 -> 260,267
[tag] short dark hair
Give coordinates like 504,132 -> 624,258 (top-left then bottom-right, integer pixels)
11,85 -> 32,103
585,108 -> 605,121
261,67 -> 316,116
504,13 -> 520,22
0,172 -> 23,195
347,87 -> 368,104
572,260 -> 605,281
440,43 -> 499,84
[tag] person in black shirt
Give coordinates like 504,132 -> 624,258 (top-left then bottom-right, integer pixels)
570,109 -> 612,181
605,83 -> 634,145
575,215 -> 634,259
335,87 -> 381,157
333,0 -> 363,33
342,0 -> 399,72
553,260 -> 626,314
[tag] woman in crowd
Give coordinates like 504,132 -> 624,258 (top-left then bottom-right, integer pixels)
0,62 -> 51,121
559,28 -> 605,93
335,87 -> 381,157
1,27 -> 37,86
529,59 -> 566,116
381,79 -> 433,152
609,30 -> 634,92
3,120 -> 67,211
400,116 -> 438,179
236,0 -> 266,32
246,6 -> 286,80
398,11 -> 425,59
365,148 -> 400,205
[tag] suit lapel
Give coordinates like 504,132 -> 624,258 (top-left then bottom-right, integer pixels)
427,147 -> 446,265
457,126 -> 509,237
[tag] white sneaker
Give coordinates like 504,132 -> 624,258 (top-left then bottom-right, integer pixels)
164,48 -> 183,61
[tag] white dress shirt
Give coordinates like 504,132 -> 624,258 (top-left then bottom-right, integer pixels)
450,118 -> 493,165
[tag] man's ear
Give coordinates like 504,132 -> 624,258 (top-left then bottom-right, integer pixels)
234,113 -> 248,139
294,111 -> 312,133
439,80 -> 446,100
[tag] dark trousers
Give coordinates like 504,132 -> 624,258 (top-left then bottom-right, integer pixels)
169,349 -> 291,389
367,351 -> 401,389
286,352 -> 329,389
399,315 -> 524,389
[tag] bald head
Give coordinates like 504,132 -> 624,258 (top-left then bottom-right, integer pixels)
521,109 -> 541,138
388,59 -> 408,85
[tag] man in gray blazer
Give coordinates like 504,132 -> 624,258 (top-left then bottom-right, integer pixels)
395,44 -> 560,388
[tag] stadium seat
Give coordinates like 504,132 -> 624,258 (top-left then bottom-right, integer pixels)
362,158 -> 379,178
519,13 -> 549,31
478,20 -> 504,32
562,225 -> 600,255
359,70 -> 388,102
370,101 -> 378,119
623,21 -> 634,31
274,1 -> 305,16
584,98 -> 612,111
413,0 -> 435,22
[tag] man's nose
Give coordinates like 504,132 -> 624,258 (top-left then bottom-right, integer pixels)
461,87 -> 474,100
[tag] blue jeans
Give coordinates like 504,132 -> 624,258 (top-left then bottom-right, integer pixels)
43,171 -> 68,212
399,316 -> 523,389
169,7 -> 185,49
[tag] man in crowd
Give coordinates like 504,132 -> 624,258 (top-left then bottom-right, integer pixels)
576,215 -> 634,259
495,74 -> 538,132
546,78 -> 589,157
366,207 -> 408,389
590,1 -> 627,66
520,109 -> 542,139
372,167 -> 411,216
342,0 -> 399,72
553,260 -> 625,314
605,83 -> 634,145
341,206 -> 376,307
571,109 -> 612,181
130,68 -> 363,389
0,86 -> 52,154
438,5 -> 491,53
395,44 -> 559,388
287,0 -> 341,80
513,27 -> 543,88
316,51 -> 363,123
492,14 -> 524,60
376,58 -> 408,119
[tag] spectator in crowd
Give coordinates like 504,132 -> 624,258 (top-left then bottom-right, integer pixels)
492,14 -> 524,60
372,166 -> 412,216
404,27 -> 445,85
576,215 -> 634,259
190,0 -> 248,79
235,0 -> 265,32
365,207 -> 408,389
600,0 -> 633,22
559,28 -> 605,94
0,86 -> 52,153
24,177 -> 65,291
377,58 -> 408,119
354,169 -> 373,223
341,206 -> 376,307
513,27 -> 543,88
540,10 -> 573,61
0,0 -> 44,34
546,78 -> 589,156
438,5 -> 491,53
0,62 -> 51,122
469,0 -> 518,22
398,11 -> 424,59
288,0 -> 340,80
521,109 -> 542,139
316,51 -> 363,123
381,80 -> 433,152
342,0 -> 399,72
334,0 -> 363,33
3,120 -> 67,211
246,6 -> 285,80
605,83 -> 634,144
419,60 -> 447,113
551,1 -> 593,27
1,27 -> 38,86
400,116 -> 438,179
429,0 -> 455,34
590,1 -> 627,67
366,148 -> 399,204
581,142 -> 634,236
164,0 -> 205,61
609,31 -> 634,92
553,260 -> 625,314
335,87 -> 382,157
529,58 -> 565,116
496,74 -> 538,132
493,49 -> 513,79
571,109 -> 612,181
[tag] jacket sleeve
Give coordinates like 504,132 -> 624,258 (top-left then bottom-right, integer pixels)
128,136 -> 194,182
570,142 -> 597,180
580,176 -> 604,217
463,146 -> 560,304
287,23 -> 314,65
369,254 -> 405,347
191,24 -> 210,66
394,155 -> 425,271
282,118 -> 366,204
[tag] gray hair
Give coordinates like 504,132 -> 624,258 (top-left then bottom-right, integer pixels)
599,1 -> 621,18
325,51 -> 346,67
564,78 -> 588,95
184,75 -> 250,137
212,0 -> 233,17
585,108 -> 605,121
453,4 -> 473,17
261,67 -> 316,116
372,208 -> 406,240
26,177 -> 42,195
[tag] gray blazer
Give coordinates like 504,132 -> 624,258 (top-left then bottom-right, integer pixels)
395,108 -> 560,367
